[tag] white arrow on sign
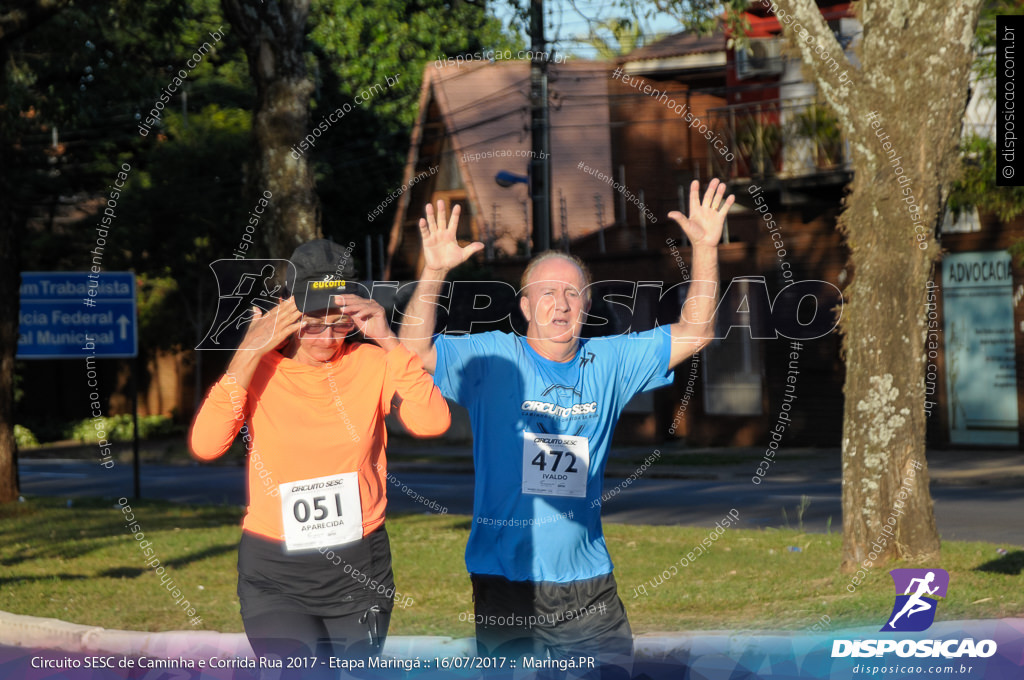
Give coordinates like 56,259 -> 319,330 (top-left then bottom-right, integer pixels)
117,315 -> 130,340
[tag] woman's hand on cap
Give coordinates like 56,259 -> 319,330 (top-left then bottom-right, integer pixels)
334,295 -> 394,343
237,297 -> 303,354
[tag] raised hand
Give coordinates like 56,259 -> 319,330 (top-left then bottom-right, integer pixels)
236,297 -> 303,354
668,179 -> 734,249
418,200 -> 484,274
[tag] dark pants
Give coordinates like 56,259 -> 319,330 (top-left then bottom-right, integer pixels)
242,606 -> 390,663
472,572 -> 634,680
237,527 -> 394,671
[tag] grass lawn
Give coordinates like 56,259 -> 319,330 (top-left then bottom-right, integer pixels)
1,497 -> 1021,636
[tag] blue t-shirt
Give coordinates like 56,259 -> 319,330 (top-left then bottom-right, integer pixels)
434,329 -> 673,583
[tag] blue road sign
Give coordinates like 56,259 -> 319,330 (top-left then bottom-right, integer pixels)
17,271 -> 138,359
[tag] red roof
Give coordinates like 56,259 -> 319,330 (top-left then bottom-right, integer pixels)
388,60 -> 617,260
622,32 -> 725,63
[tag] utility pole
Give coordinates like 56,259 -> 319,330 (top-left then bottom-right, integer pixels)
529,0 -> 551,255
489,202 -> 499,261
639,189 -> 648,251
558,189 -> 569,252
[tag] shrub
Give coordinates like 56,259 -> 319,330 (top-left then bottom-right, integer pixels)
68,414 -> 181,443
14,424 -> 40,448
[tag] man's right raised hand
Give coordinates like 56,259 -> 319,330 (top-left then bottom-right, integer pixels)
418,200 -> 484,275
400,201 -> 483,374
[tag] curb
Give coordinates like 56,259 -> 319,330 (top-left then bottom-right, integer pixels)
0,610 -> 474,660
5,609 -> 1022,661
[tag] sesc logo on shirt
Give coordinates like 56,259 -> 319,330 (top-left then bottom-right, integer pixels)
521,400 -> 598,418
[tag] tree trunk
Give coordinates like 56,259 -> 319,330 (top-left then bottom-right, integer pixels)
838,175 -> 941,570
0,193 -> 22,505
773,0 -> 983,571
221,0 -> 321,258
0,39 -> 17,503
0,1 -> 75,504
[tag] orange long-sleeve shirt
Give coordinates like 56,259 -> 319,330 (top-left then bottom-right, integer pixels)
189,342 -> 450,543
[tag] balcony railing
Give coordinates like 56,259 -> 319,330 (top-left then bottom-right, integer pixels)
963,79 -> 995,142
706,96 -> 853,183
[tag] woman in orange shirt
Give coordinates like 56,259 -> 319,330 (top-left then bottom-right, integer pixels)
190,240 -> 450,664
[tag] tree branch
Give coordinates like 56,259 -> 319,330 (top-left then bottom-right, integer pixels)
0,0 -> 73,45
772,0 -> 861,132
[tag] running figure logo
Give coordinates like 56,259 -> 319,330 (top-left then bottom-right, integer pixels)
881,568 -> 949,632
542,384 -> 583,400
196,259 -> 295,350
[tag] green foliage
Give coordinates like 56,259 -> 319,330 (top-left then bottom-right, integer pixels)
576,18 -> 649,59
67,414 -> 182,444
947,1 -> 1024,226
10,0 -> 524,442
13,371 -> 24,405
122,103 -> 253,352
10,0 -> 251,358
974,0 -> 1024,81
14,425 -> 40,449
308,0 -> 521,246
949,135 -> 1024,223
792,103 -> 843,167
4,1 -> 195,129
1009,241 -> 1024,268
135,273 -> 182,350
12,416 -> 67,446
736,116 -> 782,176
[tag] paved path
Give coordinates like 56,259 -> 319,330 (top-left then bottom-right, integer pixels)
18,445 -> 1024,546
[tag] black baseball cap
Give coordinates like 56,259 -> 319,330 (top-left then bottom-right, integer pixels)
288,239 -> 365,314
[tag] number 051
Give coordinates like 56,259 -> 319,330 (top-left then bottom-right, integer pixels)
293,494 -> 343,522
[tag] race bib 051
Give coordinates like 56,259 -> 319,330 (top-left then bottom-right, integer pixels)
279,471 -> 362,551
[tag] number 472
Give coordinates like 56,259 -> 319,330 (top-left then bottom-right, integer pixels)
531,450 -> 578,473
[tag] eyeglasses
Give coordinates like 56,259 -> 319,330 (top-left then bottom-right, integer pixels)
301,319 -> 354,335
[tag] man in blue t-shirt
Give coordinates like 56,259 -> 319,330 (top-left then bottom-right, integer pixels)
399,180 -> 734,675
